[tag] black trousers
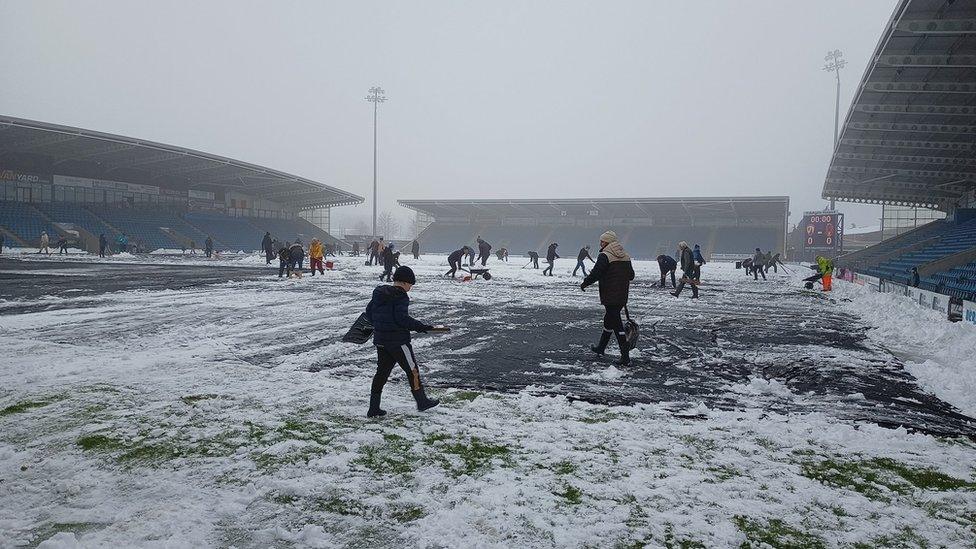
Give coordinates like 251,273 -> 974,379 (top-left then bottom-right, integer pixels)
754,264 -> 766,280
603,304 -> 625,333
446,259 -> 462,277
543,260 -> 554,276
573,260 -> 588,276
278,259 -> 291,277
530,257 -> 539,268
660,267 -> 676,288
380,264 -> 393,281
478,252 -> 488,266
674,268 -> 699,297
372,343 -> 421,394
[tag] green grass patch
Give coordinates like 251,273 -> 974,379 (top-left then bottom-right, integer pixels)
556,484 -> 582,505
663,524 -> 707,549
389,504 -> 426,523
732,515 -> 826,549
0,398 -> 59,417
552,460 -> 577,475
352,433 -> 419,476
852,526 -> 929,549
180,394 -> 223,405
801,457 -> 976,501
445,390 -> 482,403
437,436 -> 512,477
77,434 -> 126,452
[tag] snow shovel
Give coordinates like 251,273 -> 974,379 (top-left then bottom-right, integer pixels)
341,312 -> 373,344
623,305 -> 639,350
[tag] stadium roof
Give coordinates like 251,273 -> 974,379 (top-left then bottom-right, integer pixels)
398,196 -> 789,223
822,0 -> 976,210
0,115 -> 363,209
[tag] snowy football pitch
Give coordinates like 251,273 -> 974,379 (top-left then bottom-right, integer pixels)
1,253 -> 975,547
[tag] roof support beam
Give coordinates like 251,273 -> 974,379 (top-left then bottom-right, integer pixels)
53,143 -> 137,164
875,54 -> 976,68
894,19 -> 976,35
830,165 -> 975,181
853,104 -> 976,116
840,137 -> 973,152
834,151 -> 976,168
0,133 -> 79,154
847,121 -> 976,136
825,177 -> 967,196
862,81 -> 975,94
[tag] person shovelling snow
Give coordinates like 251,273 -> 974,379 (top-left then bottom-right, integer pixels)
365,266 -> 441,417
581,231 -> 635,366
803,255 -> 834,292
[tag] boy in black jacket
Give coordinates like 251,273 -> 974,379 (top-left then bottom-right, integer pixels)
365,266 -> 439,417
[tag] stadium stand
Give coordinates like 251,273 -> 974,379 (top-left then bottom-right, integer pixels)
1,115 -> 363,252
402,197 -> 788,259
0,201 -> 60,247
823,0 -> 976,307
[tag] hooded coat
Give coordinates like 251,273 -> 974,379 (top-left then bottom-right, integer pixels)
262,233 -> 273,252
546,243 -> 559,262
365,285 -> 432,346
581,239 -> 635,306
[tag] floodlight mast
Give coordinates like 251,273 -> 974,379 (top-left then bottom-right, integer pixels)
365,86 -> 387,238
823,50 -> 847,211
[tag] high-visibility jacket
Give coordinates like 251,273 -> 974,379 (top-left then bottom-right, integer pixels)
309,241 -> 324,259
816,256 -> 834,276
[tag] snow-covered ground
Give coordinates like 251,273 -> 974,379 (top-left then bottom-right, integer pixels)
1,253 -> 975,547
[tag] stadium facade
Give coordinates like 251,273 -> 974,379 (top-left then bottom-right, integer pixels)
821,0 -> 976,312
398,197 -> 789,259
0,116 -> 362,252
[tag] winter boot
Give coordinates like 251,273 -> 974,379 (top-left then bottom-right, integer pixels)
412,388 -> 440,411
590,330 -> 612,355
367,392 -> 386,418
616,333 -> 630,366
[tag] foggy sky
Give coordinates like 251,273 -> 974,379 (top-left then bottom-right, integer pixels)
0,0 -> 897,234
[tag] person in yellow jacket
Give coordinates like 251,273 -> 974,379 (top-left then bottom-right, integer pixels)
804,256 -> 834,291
309,238 -> 325,275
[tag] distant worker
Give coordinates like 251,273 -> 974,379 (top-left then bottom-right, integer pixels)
573,245 -> 594,277
495,247 -> 509,261
445,246 -> 469,278
527,251 -> 540,269
742,257 -> 754,276
411,239 -> 420,260
205,236 -> 214,259
352,241 -> 360,257
38,231 -> 50,255
752,248 -> 766,280
477,236 -> 492,266
804,255 -> 834,292
769,252 -> 785,274
262,232 -> 274,264
379,243 -> 397,282
467,245 -> 476,267
581,231 -> 635,366
277,242 -> 292,278
367,239 -> 379,265
189,240 -> 196,255
671,241 -> 699,299
0,232 -> 5,254
693,244 -> 705,283
56,235 -> 68,255
290,240 -> 305,272
543,242 -> 559,276
656,254 -> 677,288
309,238 -> 325,276
910,266 -> 920,287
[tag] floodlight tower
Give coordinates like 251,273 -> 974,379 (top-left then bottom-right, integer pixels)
365,86 -> 387,238
823,50 -> 847,211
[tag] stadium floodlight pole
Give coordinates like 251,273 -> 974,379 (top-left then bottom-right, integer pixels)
823,49 -> 847,211
365,86 -> 387,238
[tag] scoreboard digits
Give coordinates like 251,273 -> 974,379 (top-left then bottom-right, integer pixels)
802,212 -> 844,252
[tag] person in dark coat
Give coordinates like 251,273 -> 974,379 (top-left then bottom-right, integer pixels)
581,231 -> 635,366
445,246 -> 469,278
495,247 -> 509,261
752,248 -> 766,280
769,252 -> 784,273
365,266 -> 439,417
289,240 -> 305,272
367,239 -> 379,265
352,241 -> 360,257
527,251 -> 540,269
657,254 -> 677,288
467,246 -> 476,267
411,240 -> 420,260
692,244 -> 705,283
910,266 -> 920,287
205,236 -> 214,258
262,232 -> 274,264
574,245 -> 595,277
277,242 -> 292,278
543,243 -> 559,276
742,257 -> 754,276
379,243 -> 397,282
0,232 -> 5,255
672,241 -> 699,298
56,236 -> 69,255
476,237 -> 492,266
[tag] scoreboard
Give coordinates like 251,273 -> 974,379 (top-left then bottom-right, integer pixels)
802,211 -> 844,253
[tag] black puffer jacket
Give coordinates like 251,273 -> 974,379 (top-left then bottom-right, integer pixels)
657,255 -> 677,271
546,243 -> 560,262
679,247 -> 695,274
581,242 -> 635,306
366,285 -> 432,346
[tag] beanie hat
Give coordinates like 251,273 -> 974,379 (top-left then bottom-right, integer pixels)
600,231 -> 618,243
678,241 -> 688,249
393,266 -> 416,285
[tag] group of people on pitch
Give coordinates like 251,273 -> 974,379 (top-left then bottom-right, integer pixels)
654,242 -> 707,299
362,230 -> 642,417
